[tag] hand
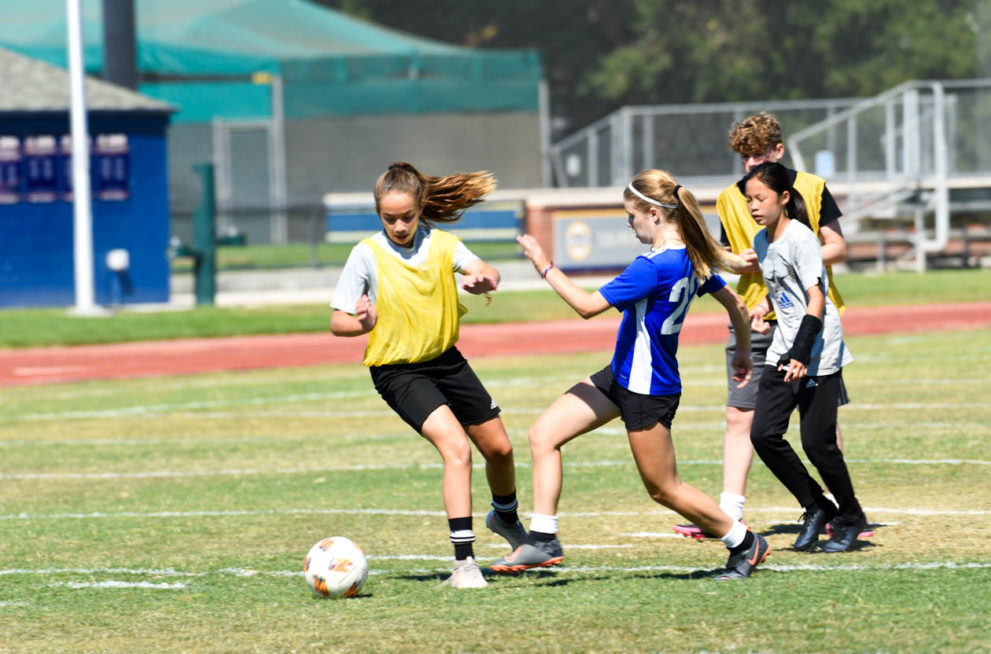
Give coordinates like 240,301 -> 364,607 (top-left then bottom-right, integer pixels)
731,352 -> 753,388
461,274 -> 498,295
355,294 -> 377,331
516,234 -> 549,273
778,357 -> 807,382
749,311 -> 771,335
739,248 -> 760,273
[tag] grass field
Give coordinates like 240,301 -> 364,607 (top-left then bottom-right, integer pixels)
1,327 -> 988,652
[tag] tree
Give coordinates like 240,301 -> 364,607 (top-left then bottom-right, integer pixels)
316,0 -> 980,137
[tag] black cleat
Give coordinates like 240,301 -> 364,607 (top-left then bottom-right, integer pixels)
717,533 -> 770,580
793,507 -> 833,551
822,514 -> 869,553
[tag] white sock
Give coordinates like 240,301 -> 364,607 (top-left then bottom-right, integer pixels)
719,492 -> 746,522
529,513 -> 558,535
824,493 -> 839,509
719,520 -> 749,549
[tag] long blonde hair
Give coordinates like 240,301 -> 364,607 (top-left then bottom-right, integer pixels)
624,169 -> 736,280
374,161 -> 496,225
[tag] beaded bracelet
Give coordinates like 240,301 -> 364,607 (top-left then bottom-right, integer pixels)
541,262 -> 555,278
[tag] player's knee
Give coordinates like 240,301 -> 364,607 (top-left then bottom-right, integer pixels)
644,480 -> 677,507
726,407 -> 755,438
483,438 -> 513,462
441,440 -> 473,470
527,424 -> 556,456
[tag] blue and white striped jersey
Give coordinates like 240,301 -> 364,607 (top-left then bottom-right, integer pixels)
599,246 -> 725,395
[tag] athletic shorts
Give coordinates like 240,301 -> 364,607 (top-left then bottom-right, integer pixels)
726,323 -> 775,410
368,347 -> 500,433
589,365 -> 680,431
726,323 -> 850,410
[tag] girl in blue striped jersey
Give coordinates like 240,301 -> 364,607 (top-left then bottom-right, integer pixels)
492,169 -> 769,579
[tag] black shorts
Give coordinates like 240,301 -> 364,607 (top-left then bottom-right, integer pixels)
368,347 -> 500,433
589,365 -> 680,431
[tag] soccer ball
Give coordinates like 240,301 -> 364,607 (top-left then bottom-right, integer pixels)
303,536 -> 368,599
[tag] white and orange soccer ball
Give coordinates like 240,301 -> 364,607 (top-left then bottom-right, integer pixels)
303,536 -> 368,599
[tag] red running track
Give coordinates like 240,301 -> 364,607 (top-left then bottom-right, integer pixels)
1,302 -> 989,387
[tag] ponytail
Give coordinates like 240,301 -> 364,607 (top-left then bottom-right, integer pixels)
625,170 -> 737,279
374,161 -> 496,226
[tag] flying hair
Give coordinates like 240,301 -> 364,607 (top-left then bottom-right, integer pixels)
624,170 -> 739,280
374,161 -> 496,225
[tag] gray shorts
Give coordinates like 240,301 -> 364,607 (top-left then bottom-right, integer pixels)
725,323 -> 849,410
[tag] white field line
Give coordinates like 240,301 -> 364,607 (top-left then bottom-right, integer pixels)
0,560 -> 985,592
0,506 -> 985,522
8,400 -> 986,422
2,374 -> 573,423
2,455 -> 988,482
9,399 -> 986,422
7,376 -> 987,422
1,419 -> 985,450
50,581 -> 187,590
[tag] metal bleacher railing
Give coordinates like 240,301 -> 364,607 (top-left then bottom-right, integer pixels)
548,79 -> 991,270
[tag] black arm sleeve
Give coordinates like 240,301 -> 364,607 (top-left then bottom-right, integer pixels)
777,314 -> 823,366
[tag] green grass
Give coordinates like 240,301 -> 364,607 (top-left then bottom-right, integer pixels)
0,269 -> 988,348
0,329 -> 989,652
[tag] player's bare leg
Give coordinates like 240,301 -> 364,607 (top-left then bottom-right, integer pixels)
491,379 -> 617,572
722,406 -> 756,498
674,406 -> 752,539
628,423 -> 734,537
465,416 -> 515,496
529,380 -> 619,517
421,405 -> 475,519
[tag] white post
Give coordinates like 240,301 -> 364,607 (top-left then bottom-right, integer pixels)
67,0 -> 97,313
538,78 -> 552,187
269,73 -> 288,245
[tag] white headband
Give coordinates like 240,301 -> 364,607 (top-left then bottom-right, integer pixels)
627,183 -> 678,209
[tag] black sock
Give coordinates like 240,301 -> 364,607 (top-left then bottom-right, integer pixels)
491,491 -> 519,525
530,530 -> 557,543
448,516 -> 474,560
731,530 -> 756,553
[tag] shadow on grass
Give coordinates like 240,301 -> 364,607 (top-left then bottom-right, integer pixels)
760,521 -> 884,554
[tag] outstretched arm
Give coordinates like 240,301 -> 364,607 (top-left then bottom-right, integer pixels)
516,234 -> 611,319
711,285 -> 752,388
460,258 -> 501,295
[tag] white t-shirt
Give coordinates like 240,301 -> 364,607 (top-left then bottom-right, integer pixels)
753,220 -> 853,376
331,225 -> 479,314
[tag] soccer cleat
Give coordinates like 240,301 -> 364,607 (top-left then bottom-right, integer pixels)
673,520 -> 747,540
822,514 -> 869,553
485,510 -> 529,550
826,521 -> 875,539
490,538 -> 564,573
441,557 -> 488,589
793,507 -> 833,551
716,533 -> 770,580
673,523 -> 713,540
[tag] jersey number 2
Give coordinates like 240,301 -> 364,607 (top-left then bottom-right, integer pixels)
661,277 -> 698,335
